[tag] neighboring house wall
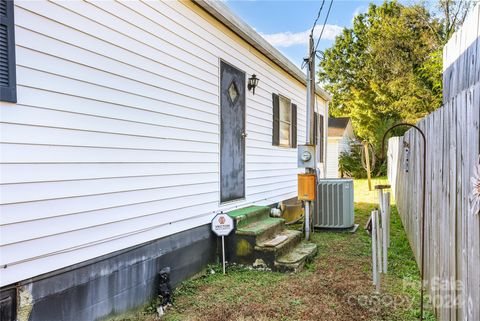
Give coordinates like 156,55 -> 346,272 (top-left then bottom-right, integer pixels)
315,98 -> 328,177
343,121 -> 354,140
326,121 -> 354,178
338,136 -> 351,154
338,121 -> 354,156
0,0 -> 328,289
326,138 -> 340,178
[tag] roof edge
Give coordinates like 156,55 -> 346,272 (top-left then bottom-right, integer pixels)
192,0 -> 332,102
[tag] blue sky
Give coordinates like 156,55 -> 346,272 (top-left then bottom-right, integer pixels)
224,0 -> 380,69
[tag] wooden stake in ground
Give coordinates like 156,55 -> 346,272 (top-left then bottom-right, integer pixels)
375,184 -> 391,274
371,210 -> 381,292
371,210 -> 377,285
385,192 -> 391,247
364,142 -> 372,191
377,189 -> 388,274
382,193 -> 388,273
376,210 -> 383,275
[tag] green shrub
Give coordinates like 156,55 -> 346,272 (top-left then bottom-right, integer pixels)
339,145 -> 387,178
338,148 -> 367,178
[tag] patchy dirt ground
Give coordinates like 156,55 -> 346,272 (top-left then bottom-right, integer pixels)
111,179 -> 436,321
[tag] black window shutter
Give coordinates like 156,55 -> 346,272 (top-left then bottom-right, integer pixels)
272,93 -> 280,146
291,103 -> 297,148
0,0 -> 16,103
319,115 -> 325,162
313,112 -> 319,145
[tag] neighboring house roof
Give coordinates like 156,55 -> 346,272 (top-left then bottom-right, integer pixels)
328,117 -> 352,137
193,0 -> 332,102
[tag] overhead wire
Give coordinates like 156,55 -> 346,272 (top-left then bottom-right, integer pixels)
310,0 -> 326,37
303,0 -> 333,70
302,0 -> 326,69
314,0 -> 334,53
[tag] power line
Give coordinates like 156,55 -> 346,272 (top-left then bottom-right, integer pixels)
314,0 -> 334,53
303,0 -> 330,69
310,0 -> 326,37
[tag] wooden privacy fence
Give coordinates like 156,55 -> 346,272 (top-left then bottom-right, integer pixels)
387,4 -> 480,321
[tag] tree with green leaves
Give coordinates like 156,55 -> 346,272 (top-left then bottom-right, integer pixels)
318,1 -> 470,167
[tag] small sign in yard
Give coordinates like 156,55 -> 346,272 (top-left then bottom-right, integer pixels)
211,213 -> 234,274
211,213 -> 234,236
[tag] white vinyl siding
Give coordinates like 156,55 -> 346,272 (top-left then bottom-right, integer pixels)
326,136 -> 351,178
326,139 -> 340,178
0,0 -> 328,286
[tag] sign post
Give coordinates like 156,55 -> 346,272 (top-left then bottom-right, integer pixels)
211,213 -> 234,274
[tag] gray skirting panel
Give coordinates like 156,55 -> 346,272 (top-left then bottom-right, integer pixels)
0,224 -> 216,321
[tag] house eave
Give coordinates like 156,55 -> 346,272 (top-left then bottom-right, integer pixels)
192,0 -> 332,102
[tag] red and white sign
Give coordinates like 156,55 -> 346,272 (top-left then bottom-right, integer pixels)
211,213 -> 234,236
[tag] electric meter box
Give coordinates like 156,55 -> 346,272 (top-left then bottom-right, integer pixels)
298,173 -> 316,201
297,144 -> 316,168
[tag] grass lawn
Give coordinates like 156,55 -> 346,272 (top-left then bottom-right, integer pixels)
110,178 -> 436,321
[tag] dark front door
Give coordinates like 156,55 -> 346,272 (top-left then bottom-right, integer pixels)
220,61 -> 246,203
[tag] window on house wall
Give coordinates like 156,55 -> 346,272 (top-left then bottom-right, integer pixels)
0,0 -> 16,103
272,93 -> 297,148
313,112 -> 325,162
319,114 -> 324,162
279,95 -> 291,146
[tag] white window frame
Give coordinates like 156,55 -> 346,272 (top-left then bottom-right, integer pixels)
278,95 -> 292,147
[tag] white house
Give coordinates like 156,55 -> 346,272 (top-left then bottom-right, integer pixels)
0,1 -> 330,320
326,117 -> 355,178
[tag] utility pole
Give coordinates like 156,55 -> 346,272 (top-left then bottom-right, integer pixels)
306,36 -> 315,144
304,34 -> 316,241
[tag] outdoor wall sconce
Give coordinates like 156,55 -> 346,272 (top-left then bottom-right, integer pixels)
248,74 -> 259,95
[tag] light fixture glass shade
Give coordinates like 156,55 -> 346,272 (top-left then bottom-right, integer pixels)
248,74 -> 259,94
249,74 -> 259,87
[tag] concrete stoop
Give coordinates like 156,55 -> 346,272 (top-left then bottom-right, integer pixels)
226,206 -> 317,272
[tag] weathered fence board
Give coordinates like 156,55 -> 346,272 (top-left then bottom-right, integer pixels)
389,87 -> 479,321
388,5 -> 480,320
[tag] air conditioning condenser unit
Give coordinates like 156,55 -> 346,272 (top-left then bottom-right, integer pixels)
314,178 -> 354,229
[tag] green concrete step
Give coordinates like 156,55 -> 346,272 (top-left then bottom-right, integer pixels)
227,206 -> 316,273
274,242 -> 318,273
235,217 -> 285,241
255,229 -> 302,259
227,206 -> 270,229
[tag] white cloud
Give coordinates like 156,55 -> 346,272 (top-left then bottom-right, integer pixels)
351,6 -> 367,24
260,24 -> 343,48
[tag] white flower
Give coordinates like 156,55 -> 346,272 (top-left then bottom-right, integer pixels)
470,156 -> 480,216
